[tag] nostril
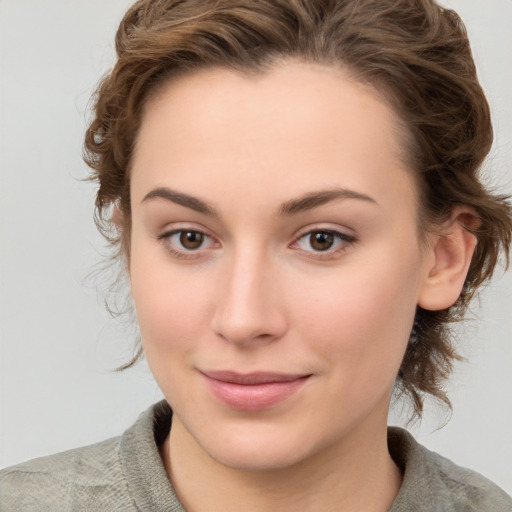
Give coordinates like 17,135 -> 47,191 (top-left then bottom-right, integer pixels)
214,329 -> 276,345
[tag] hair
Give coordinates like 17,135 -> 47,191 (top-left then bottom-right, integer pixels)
84,0 -> 512,420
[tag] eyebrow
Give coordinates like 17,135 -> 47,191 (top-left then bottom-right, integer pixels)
141,186 -> 378,217
141,187 -> 218,216
278,188 -> 378,216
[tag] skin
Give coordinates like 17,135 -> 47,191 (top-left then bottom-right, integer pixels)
127,61 -> 477,511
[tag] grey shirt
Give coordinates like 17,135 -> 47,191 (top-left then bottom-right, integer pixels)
1,401 -> 510,511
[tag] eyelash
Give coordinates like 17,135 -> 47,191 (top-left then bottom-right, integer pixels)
291,228 -> 357,260
156,228 -> 218,259
156,226 -> 356,260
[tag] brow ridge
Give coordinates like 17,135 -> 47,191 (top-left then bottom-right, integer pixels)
142,187 -> 218,216
278,188 -> 378,216
142,186 -> 377,217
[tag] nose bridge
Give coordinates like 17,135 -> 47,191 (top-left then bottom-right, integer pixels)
212,243 -> 286,345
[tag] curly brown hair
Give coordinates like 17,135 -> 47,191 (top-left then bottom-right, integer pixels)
84,0 -> 512,419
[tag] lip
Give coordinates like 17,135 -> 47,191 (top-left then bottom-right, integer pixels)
201,370 -> 311,411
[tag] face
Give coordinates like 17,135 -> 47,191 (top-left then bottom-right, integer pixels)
129,62 -> 432,471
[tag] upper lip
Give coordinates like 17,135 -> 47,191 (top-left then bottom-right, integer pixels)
201,370 -> 310,385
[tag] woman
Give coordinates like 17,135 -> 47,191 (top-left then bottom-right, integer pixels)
1,0 -> 511,510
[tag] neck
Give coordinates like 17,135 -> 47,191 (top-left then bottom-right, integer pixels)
160,415 -> 402,512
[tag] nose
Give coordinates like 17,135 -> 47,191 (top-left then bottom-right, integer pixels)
210,248 -> 288,346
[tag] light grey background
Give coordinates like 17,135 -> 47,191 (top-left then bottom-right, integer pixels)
1,0 -> 511,495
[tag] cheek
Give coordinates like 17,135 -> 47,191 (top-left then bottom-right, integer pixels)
129,240 -> 214,360
292,250 -> 421,384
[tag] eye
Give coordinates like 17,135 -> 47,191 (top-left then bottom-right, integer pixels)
305,231 -> 336,251
157,228 -> 217,257
175,230 -> 206,250
294,229 -> 355,257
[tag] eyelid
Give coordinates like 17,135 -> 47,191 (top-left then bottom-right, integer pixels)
290,224 -> 357,259
156,223 -> 221,259
292,223 -> 356,243
154,222 -> 356,260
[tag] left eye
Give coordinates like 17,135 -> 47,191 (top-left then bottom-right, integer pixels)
296,230 -> 354,253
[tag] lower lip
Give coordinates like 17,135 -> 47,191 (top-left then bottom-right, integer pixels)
203,375 -> 310,411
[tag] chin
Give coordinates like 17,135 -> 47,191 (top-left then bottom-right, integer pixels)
206,439 -> 312,472
191,417 -> 325,472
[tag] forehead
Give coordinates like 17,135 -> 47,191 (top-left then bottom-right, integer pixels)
131,61 -> 416,213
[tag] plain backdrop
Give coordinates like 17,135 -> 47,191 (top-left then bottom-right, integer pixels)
1,0 -> 511,495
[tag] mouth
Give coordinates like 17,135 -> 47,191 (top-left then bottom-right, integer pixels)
200,370 -> 312,411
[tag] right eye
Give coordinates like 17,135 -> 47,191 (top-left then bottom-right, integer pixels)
158,228 -> 217,258
174,230 -> 206,250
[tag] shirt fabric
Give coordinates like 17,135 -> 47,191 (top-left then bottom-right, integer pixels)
1,401 -> 510,511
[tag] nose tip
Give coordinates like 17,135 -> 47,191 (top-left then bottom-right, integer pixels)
210,257 -> 287,346
212,291 -> 286,346
214,321 -> 277,346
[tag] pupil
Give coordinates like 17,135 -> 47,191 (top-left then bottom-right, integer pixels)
180,231 -> 203,249
311,231 -> 334,251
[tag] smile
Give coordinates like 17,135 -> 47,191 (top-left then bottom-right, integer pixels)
200,370 -> 311,411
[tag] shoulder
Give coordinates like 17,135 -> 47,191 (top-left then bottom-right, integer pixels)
0,401 -> 180,512
423,449 -> 512,511
0,436 -> 136,512
388,427 -> 512,512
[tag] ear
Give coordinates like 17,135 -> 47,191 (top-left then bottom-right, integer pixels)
111,204 -> 124,229
418,207 -> 479,311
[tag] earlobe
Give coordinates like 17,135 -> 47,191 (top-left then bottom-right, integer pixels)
418,208 -> 479,311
